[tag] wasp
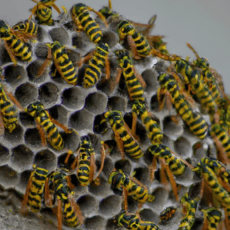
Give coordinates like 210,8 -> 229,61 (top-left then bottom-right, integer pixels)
193,161 -> 230,207
80,42 -> 110,88
21,165 -> 48,213
157,73 -> 208,139
131,100 -> 163,144
46,169 -> 83,230
71,3 -> 107,44
0,20 -> 32,65
108,169 -> 155,211
12,19 -> 38,43
175,59 -> 217,117
25,101 -> 71,150
104,110 -> 143,160
37,41 -> 78,85
159,206 -> 177,222
117,20 -> 180,61
69,135 -> 106,186
178,193 -> 198,230
210,124 -> 230,163
201,208 -> 222,230
29,0 -> 61,26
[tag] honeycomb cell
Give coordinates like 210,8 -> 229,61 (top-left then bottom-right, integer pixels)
10,145 -> 34,172
4,64 -> 27,87
15,82 -> 38,107
150,94 -> 160,111
72,32 -> 93,51
19,111 -> 35,127
77,194 -> 99,217
89,177 -> 111,197
155,60 -> 169,73
3,125 -> 24,145
62,130 -> 80,151
132,167 -> 151,187
107,96 -> 127,112
38,82 -> 59,107
48,105 -> 69,127
101,30 -> 119,48
174,137 -> 192,158
62,86 -> 86,110
34,42 -> 49,59
106,217 -> 123,230
99,195 -> 122,217
139,208 -> 158,223
84,92 -> 108,114
26,60 -> 48,83
16,169 -> 32,193
24,128 -> 42,149
48,27 -> 70,45
114,159 -> 132,175
0,144 -> 10,166
141,69 -> 159,94
69,109 -> 94,132
0,165 -> 19,189
34,149 -> 57,172
101,156 -> 114,177
85,216 -> 106,230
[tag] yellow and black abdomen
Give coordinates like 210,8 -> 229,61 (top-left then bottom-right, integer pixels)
28,166 -> 48,212
36,5 -> 54,25
0,84 -> 18,133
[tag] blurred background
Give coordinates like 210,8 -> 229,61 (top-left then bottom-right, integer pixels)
0,0 -> 229,92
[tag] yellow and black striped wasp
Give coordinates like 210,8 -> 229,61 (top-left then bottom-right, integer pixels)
157,73 -> 208,139
12,19 -> 38,43
178,193 -> 198,230
79,42 -> 110,88
108,169 -> 155,211
21,164 -> 49,213
0,20 -> 32,65
29,0 -> 61,26
117,20 -> 180,61
117,211 -> 160,230
210,124 -> 230,164
25,101 -> 71,150
71,3 -> 107,44
37,41 -> 78,85
45,168 -> 83,230
104,110 -> 144,160
159,206 -> 177,222
67,135 -> 106,187
201,207 -> 222,230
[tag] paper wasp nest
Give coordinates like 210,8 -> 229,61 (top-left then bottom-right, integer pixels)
0,8 -> 216,230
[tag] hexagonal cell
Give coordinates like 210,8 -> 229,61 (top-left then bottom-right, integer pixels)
139,208 -> 159,223
10,145 -> 34,172
85,216 -> 106,230
37,25 -> 48,42
106,217 -> 123,230
38,82 -> 59,107
15,82 -> 38,107
26,60 -> 48,83
77,194 -> 98,217
34,149 -> 57,172
142,69 -> 159,94
150,94 -> 160,111
48,105 -> 69,127
114,159 -> 132,175
19,111 -> 35,127
3,124 -> 24,145
0,165 -> 19,189
66,48 -> 81,63
132,167 -> 151,187
62,86 -> 86,110
0,144 -> 10,166
99,195 -> 122,217
62,130 -> 80,151
163,116 -> 184,141
16,169 -> 32,193
69,109 -> 94,132
34,42 -> 49,59
108,96 -> 128,112
24,128 -> 42,149
174,137 -> 192,158
57,151 -> 75,169
155,60 -> 169,73
48,27 -> 70,45
84,92 -> 108,114
4,64 -> 27,87
72,32 -> 92,50
101,30 -> 119,48
89,177 -> 111,197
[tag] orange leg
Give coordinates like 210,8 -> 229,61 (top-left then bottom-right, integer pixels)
21,172 -> 33,214
110,68 -> 122,92
89,153 -> 96,185
69,194 -> 84,226
157,88 -> 166,111
105,57 -> 110,80
131,112 -> 137,138
4,41 -> 17,65
150,48 -> 181,61
71,150 -> 80,170
37,47 -> 52,77
133,67 -> 146,88
159,159 -> 170,190
114,132 -> 125,159
44,177 -> 53,207
0,112 -> 5,135
65,150 -> 73,164
52,3 -> 61,14
66,175 -> 75,190
127,35 -> 141,60
4,88 -> 23,110
78,52 -> 94,68
150,157 -> 157,181
49,115 -> 71,133
57,199 -> 62,230
122,186 -> 128,213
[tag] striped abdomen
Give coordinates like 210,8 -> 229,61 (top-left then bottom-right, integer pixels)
28,167 -> 48,212
63,200 -> 80,228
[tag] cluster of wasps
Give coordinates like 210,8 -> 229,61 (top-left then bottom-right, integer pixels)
0,0 -> 230,229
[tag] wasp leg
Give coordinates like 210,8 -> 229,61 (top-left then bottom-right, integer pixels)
110,68 -> 122,92
52,3 -> 61,14
71,150 -> 80,170
44,177 -> 53,207
4,41 -> 17,65
122,186 -> 128,213
105,57 -> 110,80
133,66 -> 146,88
57,199 -> 62,230
36,123 -> 47,147
114,131 -> 125,159
4,88 -> 23,110
0,113 -> 5,135
37,47 -> 52,77
69,194 -> 84,226
78,52 -> 94,68
49,114 -> 71,133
